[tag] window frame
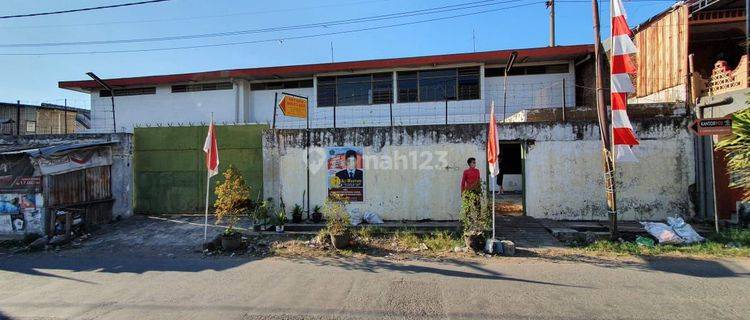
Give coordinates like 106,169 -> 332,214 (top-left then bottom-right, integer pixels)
99,87 -> 156,97
316,73 -> 393,107
396,66 -> 481,103
171,82 -> 234,93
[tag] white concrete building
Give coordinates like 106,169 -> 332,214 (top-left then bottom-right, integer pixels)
59,45 -> 594,132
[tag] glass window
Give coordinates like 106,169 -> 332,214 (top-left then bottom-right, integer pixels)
336,75 -> 371,106
317,77 -> 336,107
458,67 -> 480,100
372,73 -> 393,104
397,71 -> 418,103
419,69 -> 457,102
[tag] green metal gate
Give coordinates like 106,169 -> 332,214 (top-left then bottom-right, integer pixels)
133,124 -> 266,214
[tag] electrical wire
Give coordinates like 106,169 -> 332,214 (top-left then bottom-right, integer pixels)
0,1 -> 543,55
0,0 -> 173,19
0,0 -> 391,30
0,0 -> 517,48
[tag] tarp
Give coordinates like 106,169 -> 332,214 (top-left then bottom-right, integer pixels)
34,147 -> 113,175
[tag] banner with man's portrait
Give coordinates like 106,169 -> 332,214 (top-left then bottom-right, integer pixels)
326,147 -> 364,202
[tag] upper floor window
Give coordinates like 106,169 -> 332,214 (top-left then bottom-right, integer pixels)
99,87 -> 156,97
484,63 -> 569,77
172,82 -> 233,93
397,67 -> 480,103
316,73 -> 393,107
249,79 -> 313,91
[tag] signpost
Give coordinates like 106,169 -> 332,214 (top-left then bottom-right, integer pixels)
276,92 -> 311,219
688,117 -> 733,136
688,116 -> 733,233
278,94 -> 308,119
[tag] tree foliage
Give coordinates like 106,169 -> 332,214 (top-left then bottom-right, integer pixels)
715,103 -> 750,201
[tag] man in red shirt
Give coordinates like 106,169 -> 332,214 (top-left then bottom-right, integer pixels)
461,157 -> 481,194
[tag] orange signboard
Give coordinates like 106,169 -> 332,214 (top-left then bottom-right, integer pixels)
278,94 -> 308,119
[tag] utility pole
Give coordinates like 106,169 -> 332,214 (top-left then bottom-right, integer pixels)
547,0 -> 555,47
591,0 -> 618,238
472,29 -> 476,52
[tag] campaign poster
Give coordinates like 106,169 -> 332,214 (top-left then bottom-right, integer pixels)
326,147 -> 364,202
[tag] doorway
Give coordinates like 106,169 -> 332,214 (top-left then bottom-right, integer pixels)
494,142 -> 524,216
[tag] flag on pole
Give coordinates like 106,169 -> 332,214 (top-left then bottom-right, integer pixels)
203,120 -> 219,177
487,101 -> 499,177
610,0 -> 639,163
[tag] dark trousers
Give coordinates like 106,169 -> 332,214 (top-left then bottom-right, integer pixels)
496,168 -> 504,189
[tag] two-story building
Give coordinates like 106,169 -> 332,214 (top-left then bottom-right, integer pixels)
627,0 -> 748,223
59,45 -> 594,132
58,44 -> 697,222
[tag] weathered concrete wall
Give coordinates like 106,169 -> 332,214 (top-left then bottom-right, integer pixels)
264,117 -> 694,221
0,133 -> 134,220
500,119 -> 694,220
264,126 -> 487,220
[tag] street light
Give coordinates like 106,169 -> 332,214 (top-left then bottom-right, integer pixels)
86,72 -> 117,133
502,51 -> 518,122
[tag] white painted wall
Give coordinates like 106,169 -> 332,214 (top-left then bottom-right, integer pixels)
89,84 -> 237,133
484,63 -> 575,120
265,118 -> 694,221
87,62 -> 576,132
249,87 -> 314,125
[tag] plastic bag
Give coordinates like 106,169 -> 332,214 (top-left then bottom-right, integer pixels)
348,209 -> 363,226
667,216 -> 704,244
363,211 -> 384,224
635,235 -> 655,247
641,222 -> 684,244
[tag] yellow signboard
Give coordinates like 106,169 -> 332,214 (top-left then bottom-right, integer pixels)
278,94 -> 308,119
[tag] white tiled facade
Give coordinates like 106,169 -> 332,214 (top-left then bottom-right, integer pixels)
88,62 -> 576,132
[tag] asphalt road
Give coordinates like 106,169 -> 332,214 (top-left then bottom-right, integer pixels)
1,251 -> 749,320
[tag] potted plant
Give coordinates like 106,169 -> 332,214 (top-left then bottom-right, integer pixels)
214,166 -> 252,251
251,199 -> 271,231
312,205 -> 323,223
292,204 -> 303,223
323,196 -> 351,249
459,186 -> 490,252
274,208 -> 287,233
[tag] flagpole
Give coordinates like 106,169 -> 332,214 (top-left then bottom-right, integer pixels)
204,113 -> 213,243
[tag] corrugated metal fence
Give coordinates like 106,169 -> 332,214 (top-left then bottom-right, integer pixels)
133,124 -> 266,214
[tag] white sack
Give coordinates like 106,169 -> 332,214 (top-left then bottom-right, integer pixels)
363,211 -> 384,224
641,222 -> 684,244
667,216 -> 704,244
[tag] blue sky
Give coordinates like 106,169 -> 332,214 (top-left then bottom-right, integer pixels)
0,0 -> 674,109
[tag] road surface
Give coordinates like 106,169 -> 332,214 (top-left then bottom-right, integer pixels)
1,250 -> 749,319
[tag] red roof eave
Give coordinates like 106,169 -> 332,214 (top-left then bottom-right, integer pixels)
59,44 -> 593,90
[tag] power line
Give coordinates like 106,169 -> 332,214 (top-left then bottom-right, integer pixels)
0,0 -> 173,19
0,0 -> 391,30
0,0 -> 515,48
0,1 -> 543,56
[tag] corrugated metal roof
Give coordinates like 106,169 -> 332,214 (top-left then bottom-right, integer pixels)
0,141 -> 115,156
59,44 -> 594,90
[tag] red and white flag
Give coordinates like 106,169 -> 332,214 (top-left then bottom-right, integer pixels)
203,121 -> 219,177
487,101 -> 499,177
610,0 -> 639,162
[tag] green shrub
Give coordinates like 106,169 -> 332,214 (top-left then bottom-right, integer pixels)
323,196 -> 350,236
213,166 -> 251,235
459,189 -> 491,236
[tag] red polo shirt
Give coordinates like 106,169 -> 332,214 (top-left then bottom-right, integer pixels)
461,167 -> 481,192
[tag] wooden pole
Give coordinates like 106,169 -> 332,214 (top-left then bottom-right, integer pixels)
272,92 -> 278,129
591,0 -> 618,238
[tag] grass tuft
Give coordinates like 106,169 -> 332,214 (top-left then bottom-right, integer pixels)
583,229 -> 750,258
